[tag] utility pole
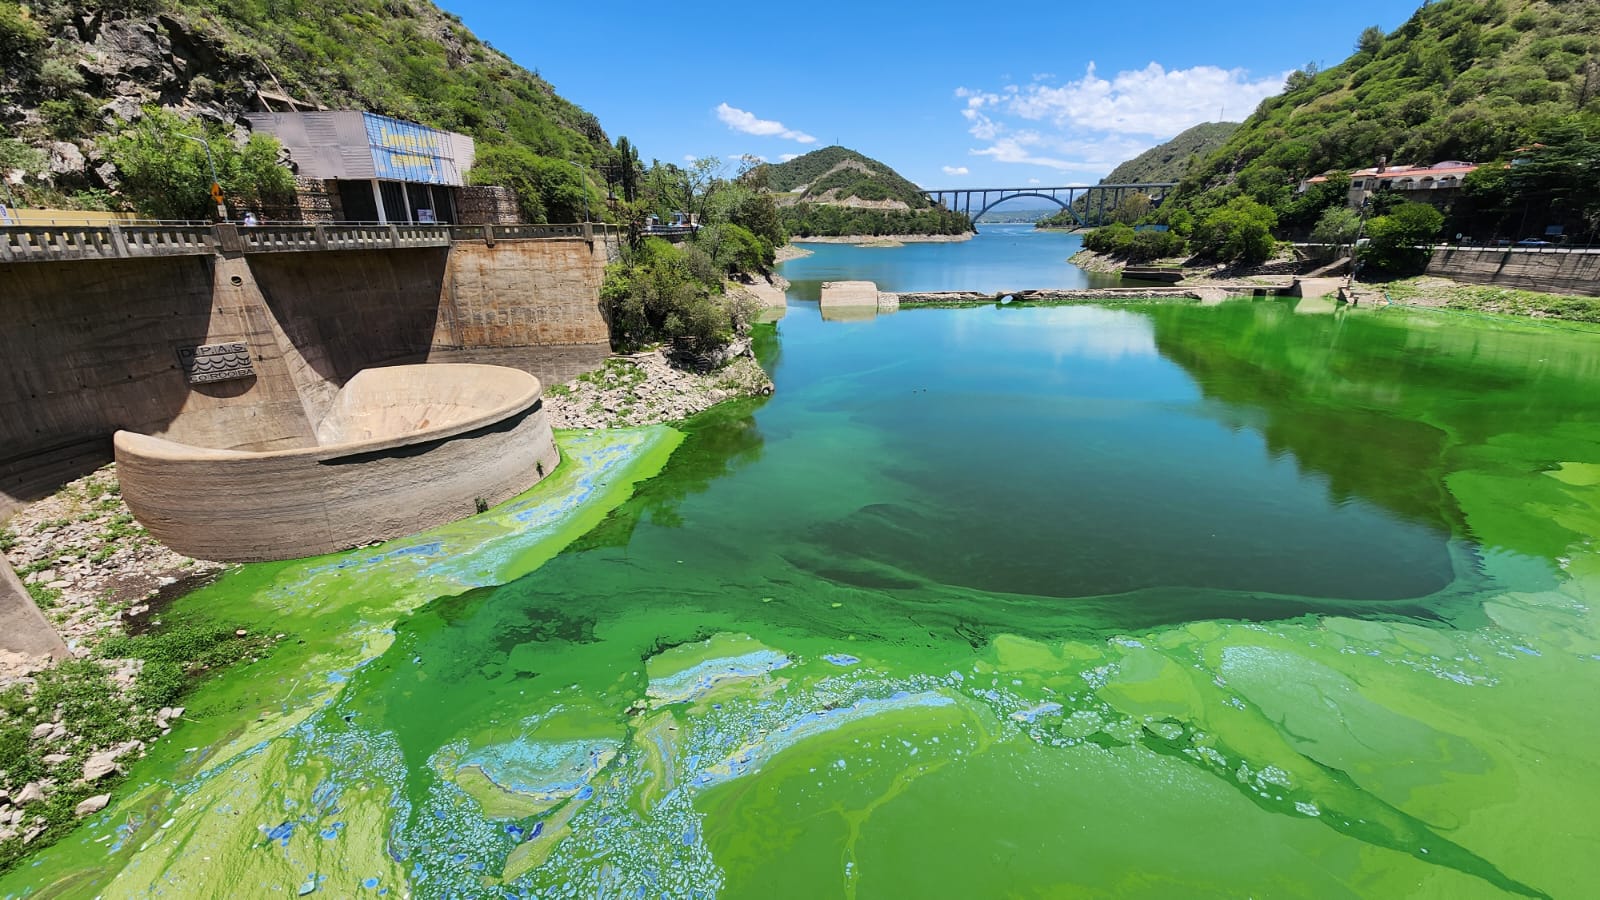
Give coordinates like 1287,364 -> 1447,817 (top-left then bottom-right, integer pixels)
1346,196 -> 1373,301
176,132 -> 227,221
570,159 -> 590,223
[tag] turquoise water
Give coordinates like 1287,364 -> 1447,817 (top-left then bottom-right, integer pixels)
783,225 -> 1124,298
11,225 -> 1600,898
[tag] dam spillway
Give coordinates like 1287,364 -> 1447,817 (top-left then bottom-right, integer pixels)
113,364 -> 560,562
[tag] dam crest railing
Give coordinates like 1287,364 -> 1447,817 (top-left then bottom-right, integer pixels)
0,221 -> 623,264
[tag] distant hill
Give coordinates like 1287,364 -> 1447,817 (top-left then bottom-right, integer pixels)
977,206 -> 1060,224
762,146 -> 933,209
760,146 -> 973,237
1102,122 -> 1239,185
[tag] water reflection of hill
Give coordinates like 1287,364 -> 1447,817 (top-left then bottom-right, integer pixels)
566,398 -> 769,552
1148,301 -> 1600,545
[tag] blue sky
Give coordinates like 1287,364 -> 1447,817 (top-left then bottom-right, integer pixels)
439,0 -> 1422,190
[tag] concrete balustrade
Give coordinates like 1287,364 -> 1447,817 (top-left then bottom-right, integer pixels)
1,222 -> 622,264
1,223 -> 216,263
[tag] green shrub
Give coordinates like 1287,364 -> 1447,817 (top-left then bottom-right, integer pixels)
36,55 -> 84,98
718,222 -> 774,276
105,108 -> 296,220
601,238 -> 737,352
1360,202 -> 1443,274
39,94 -> 95,140
467,143 -> 600,223
1310,206 -> 1363,246
1192,197 -> 1279,265
1081,223 -> 1187,262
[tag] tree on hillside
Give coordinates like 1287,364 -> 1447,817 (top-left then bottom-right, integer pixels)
1357,25 -> 1385,56
1504,119 -> 1600,233
1311,206 -> 1363,247
1169,0 -> 1600,231
613,136 -> 641,202
600,237 -> 754,353
1361,202 -> 1443,273
1192,197 -> 1279,265
104,108 -> 294,220
1458,116 -> 1600,238
1111,194 -> 1151,224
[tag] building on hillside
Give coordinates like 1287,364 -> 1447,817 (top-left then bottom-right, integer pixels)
1298,159 -> 1479,210
245,111 -> 515,225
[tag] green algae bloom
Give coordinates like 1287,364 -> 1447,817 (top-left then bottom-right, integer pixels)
7,299 -> 1600,899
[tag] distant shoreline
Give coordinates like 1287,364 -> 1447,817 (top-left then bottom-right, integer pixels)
790,233 -> 976,246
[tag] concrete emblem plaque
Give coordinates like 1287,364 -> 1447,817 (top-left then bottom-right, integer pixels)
178,342 -> 255,384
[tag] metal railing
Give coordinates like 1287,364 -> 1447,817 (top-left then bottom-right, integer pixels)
1438,236 -> 1600,254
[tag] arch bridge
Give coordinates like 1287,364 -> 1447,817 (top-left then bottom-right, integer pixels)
923,183 -> 1178,227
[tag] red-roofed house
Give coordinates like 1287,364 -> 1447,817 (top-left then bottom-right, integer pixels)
1299,160 -> 1479,209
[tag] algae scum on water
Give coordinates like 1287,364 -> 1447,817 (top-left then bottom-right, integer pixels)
8,292 -> 1600,898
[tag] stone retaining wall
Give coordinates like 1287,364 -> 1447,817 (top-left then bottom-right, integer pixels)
1427,247 -> 1600,297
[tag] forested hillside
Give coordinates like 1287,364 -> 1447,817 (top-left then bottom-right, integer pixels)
0,0 -> 613,214
1171,0 -> 1600,238
1037,122 -> 1237,229
1104,122 -> 1239,185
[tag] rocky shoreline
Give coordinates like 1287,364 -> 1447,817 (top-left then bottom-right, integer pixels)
542,345 -> 774,430
0,467 -> 248,856
2,471 -> 225,685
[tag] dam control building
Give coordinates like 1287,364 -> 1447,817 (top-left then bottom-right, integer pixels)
246,111 -> 481,225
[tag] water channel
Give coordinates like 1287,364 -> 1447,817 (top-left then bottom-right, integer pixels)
7,225 -> 1600,898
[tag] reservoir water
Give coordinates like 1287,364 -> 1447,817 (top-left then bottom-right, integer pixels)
8,225 -> 1600,898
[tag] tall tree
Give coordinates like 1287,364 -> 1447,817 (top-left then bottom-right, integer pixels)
614,135 -> 641,202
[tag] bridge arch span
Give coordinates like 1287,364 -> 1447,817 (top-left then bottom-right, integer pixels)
971,191 -> 1082,226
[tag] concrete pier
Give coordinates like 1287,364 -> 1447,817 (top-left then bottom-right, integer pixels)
819,281 -> 884,321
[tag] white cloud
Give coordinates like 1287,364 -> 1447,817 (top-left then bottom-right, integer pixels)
715,103 -> 816,143
727,153 -> 767,162
683,154 -> 697,162
1028,178 -> 1041,184
970,138 -> 1078,171
942,165 -> 969,176
779,153 -> 800,162
955,306 -> 1156,361
1004,62 -> 1285,135
956,61 -> 1286,181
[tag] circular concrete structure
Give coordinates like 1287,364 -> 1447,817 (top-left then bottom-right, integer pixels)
114,364 -> 560,562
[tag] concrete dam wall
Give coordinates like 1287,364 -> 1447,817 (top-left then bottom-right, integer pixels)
0,234 -> 619,517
